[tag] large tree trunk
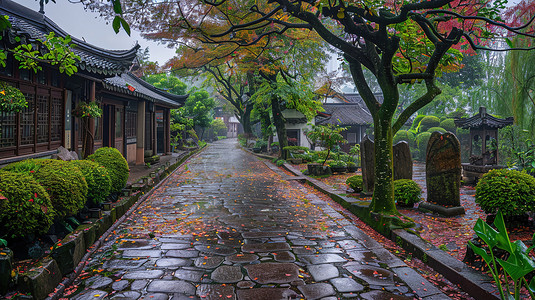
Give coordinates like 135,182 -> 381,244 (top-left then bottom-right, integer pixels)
369,116 -> 397,214
241,106 -> 253,135
271,95 -> 288,160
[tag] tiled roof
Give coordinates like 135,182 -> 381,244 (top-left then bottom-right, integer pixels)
316,103 -> 373,126
103,72 -> 187,108
454,107 -> 513,129
0,0 -> 139,76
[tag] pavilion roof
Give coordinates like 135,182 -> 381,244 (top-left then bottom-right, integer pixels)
316,103 -> 373,126
454,107 -> 514,129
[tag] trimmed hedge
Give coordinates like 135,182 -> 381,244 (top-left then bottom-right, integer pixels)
4,159 -> 88,219
475,169 -> 535,217
427,127 -> 446,134
410,115 -> 426,132
393,130 -> 415,147
439,118 -> 456,133
394,179 -> 422,207
346,175 -> 363,192
0,171 -> 56,239
87,147 -> 129,193
70,160 -> 111,205
418,116 -> 440,133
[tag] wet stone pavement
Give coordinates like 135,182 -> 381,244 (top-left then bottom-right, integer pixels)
67,139 -> 446,300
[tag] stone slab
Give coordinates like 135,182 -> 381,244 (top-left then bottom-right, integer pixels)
123,269 -> 164,279
245,263 -> 299,284
297,283 -> 335,300
146,280 -> 196,295
308,264 -> 339,282
242,242 -> 291,253
211,265 -> 243,283
236,288 -> 297,300
197,284 -> 236,300
330,277 -> 364,293
298,254 -> 346,265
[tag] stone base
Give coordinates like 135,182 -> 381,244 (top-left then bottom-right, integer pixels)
418,202 -> 465,217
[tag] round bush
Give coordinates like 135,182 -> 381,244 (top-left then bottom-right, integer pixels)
87,147 -> 129,193
439,118 -> 456,133
394,179 -> 422,207
70,160 -> 112,205
3,159 -> 88,219
427,127 -> 446,134
346,175 -> 363,192
416,132 -> 432,160
410,115 -> 426,132
475,169 -> 535,217
418,116 -> 440,132
0,171 -> 56,239
393,130 -> 415,146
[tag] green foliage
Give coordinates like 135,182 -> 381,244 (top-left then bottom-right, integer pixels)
468,211 -> 535,300
427,127 -> 446,134
394,179 -> 422,207
346,175 -> 363,192
70,160 -> 111,205
275,159 -> 286,167
210,119 -> 227,136
12,32 -> 80,76
306,124 -> 347,165
0,82 -> 27,113
416,132 -> 432,160
328,160 -> 347,168
410,115 -> 426,132
439,118 -> 457,133
255,140 -> 268,149
237,134 -> 248,147
283,146 -> 309,152
418,116 -> 440,133
0,171 -> 55,239
475,169 -> 535,217
143,73 -> 187,95
3,159 -> 87,219
72,101 -> 102,118
183,88 -> 216,131
393,130 -> 415,147
87,147 -> 129,193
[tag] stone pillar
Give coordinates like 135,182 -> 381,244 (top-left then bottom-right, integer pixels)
393,141 -> 412,180
136,101 -> 145,165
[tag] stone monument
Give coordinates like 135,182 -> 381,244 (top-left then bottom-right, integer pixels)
360,136 -> 374,194
419,132 -> 465,216
393,141 -> 412,180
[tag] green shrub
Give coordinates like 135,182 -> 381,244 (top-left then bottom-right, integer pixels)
418,116 -> 440,132
0,171 -> 56,239
394,179 -> 422,207
87,147 -> 129,193
346,161 -> 356,167
427,127 -> 446,134
410,115 -> 426,132
328,160 -> 347,168
416,132 -> 432,160
255,140 -> 268,149
276,159 -> 286,167
283,146 -> 309,152
317,150 -> 335,160
439,118 -> 456,133
475,169 -> 535,217
393,130 -> 415,146
70,160 -> 111,205
346,175 -> 363,192
3,159 -> 88,219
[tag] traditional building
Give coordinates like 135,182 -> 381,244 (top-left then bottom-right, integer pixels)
0,0 -> 185,165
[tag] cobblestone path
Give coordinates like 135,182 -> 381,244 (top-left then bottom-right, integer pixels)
67,139 -> 446,300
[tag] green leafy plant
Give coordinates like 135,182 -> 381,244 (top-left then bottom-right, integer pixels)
0,82 -> 27,113
346,175 -> 363,192
468,210 -> 535,300
328,160 -> 347,168
394,179 -> 422,207
418,115 -> 440,133
393,130 -> 416,147
72,101 -> 103,118
416,132 -> 432,161
0,238 -> 7,248
475,169 -> 535,217
70,160 -> 111,206
87,147 -> 129,194
426,127 -> 447,134
275,159 -> 286,167
0,171 -> 56,239
439,118 -> 457,133
306,124 -> 347,166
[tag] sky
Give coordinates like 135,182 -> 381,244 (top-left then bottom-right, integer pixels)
16,0 -> 178,65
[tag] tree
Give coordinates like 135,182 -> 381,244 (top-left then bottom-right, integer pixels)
143,73 -> 188,95
183,88 -> 216,140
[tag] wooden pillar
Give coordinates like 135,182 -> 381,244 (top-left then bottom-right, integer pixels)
152,109 -> 157,155
165,108 -> 171,154
87,81 -> 96,155
136,101 -> 145,165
